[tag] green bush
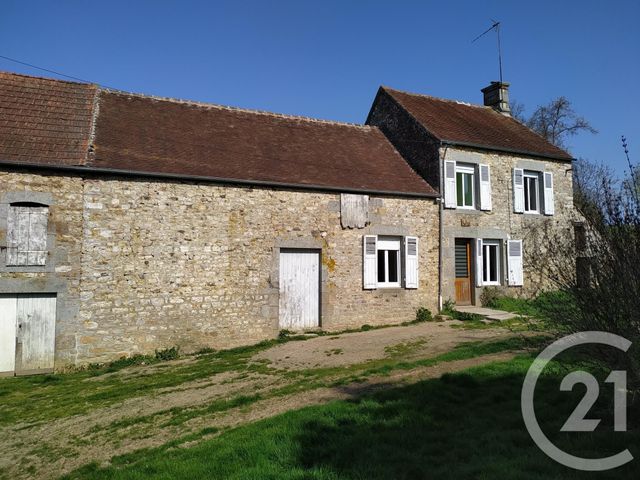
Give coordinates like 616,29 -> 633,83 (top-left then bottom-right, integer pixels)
415,307 -> 433,322
155,346 -> 180,361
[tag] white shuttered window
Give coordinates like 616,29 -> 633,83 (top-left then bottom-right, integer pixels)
6,204 -> 48,266
363,235 -> 420,290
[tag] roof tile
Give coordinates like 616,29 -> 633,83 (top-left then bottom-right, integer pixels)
0,71 -> 96,166
383,87 -> 573,161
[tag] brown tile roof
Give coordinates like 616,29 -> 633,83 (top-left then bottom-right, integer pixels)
0,71 -> 96,166
90,90 -> 437,196
0,72 -> 436,197
381,87 -> 573,161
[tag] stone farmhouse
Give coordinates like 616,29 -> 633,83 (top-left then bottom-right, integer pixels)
367,82 -> 576,306
0,71 -> 575,374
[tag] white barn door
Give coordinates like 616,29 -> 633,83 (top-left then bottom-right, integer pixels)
16,294 -> 57,374
279,249 -> 320,330
0,296 -> 17,374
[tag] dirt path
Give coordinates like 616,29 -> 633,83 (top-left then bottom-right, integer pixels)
0,321 -> 526,480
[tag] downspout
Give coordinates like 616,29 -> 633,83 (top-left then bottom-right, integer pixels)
438,143 -> 448,312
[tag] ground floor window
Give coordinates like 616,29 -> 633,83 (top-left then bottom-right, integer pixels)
376,236 -> 401,287
482,240 -> 501,285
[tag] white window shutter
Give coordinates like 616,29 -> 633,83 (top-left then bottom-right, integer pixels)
475,238 -> 484,287
444,160 -> 457,209
543,172 -> 555,215
6,206 -> 19,266
513,168 -> 525,213
508,239 -> 524,286
479,164 -> 492,211
404,236 -> 419,289
363,235 -> 378,289
28,207 -> 48,265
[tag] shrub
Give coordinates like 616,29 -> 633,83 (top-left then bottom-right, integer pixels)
480,287 -> 502,307
415,307 -> 433,322
154,346 -> 180,361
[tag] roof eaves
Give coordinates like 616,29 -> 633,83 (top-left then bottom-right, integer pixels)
440,139 -> 575,162
0,159 -> 439,199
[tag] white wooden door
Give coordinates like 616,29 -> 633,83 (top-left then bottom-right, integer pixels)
0,296 -> 17,374
279,249 -> 320,330
16,294 -> 57,373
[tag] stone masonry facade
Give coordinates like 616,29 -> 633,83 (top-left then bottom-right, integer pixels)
0,168 -> 439,366
441,147 -> 577,304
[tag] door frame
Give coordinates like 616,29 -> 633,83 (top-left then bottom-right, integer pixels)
277,248 -> 322,330
454,238 -> 475,306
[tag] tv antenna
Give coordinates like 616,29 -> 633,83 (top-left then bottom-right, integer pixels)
472,20 -> 503,83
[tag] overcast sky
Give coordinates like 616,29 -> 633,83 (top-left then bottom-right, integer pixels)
2,0 -> 639,174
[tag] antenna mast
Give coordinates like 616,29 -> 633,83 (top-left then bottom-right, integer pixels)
472,20 -> 503,82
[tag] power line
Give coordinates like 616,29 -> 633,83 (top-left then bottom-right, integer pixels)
0,53 -> 95,84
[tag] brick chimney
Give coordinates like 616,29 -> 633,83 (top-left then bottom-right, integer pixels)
481,81 -> 510,115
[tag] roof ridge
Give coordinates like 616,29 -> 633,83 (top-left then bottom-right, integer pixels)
0,70 -> 93,87
382,86 -> 490,110
99,87 -> 371,129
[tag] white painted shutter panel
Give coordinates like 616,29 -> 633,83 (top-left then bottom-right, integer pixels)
513,168 -> 525,213
543,172 -> 555,215
363,235 -> 378,290
6,206 -> 19,265
475,238 -> 484,287
479,164 -> 492,211
28,207 -> 48,265
508,240 -> 524,286
444,160 -> 457,209
404,236 -> 419,289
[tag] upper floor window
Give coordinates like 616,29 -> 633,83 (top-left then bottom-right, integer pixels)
6,203 -> 48,266
456,164 -> 475,209
513,168 -> 555,215
444,160 -> 492,211
523,171 -> 540,214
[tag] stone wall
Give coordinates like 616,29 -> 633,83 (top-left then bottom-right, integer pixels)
0,169 -> 84,366
441,147 -> 577,304
0,168 -> 439,366
366,89 -> 442,190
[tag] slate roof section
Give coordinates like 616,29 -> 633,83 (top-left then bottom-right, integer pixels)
0,71 -> 97,166
90,90 -> 438,196
380,87 -> 573,161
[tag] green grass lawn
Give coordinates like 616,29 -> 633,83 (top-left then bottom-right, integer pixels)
63,351 -> 639,480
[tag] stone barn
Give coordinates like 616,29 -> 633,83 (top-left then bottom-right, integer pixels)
0,72 -> 439,373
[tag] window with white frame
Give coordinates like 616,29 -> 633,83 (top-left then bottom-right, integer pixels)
376,236 -> 401,287
456,164 -> 475,209
482,240 -> 501,285
363,235 -> 419,290
523,171 -> 540,214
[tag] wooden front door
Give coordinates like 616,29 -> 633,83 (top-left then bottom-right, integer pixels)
279,249 -> 320,330
454,239 -> 472,305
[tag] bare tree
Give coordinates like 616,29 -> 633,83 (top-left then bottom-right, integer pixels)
527,143 -> 640,387
512,97 -> 597,149
526,97 -> 597,148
